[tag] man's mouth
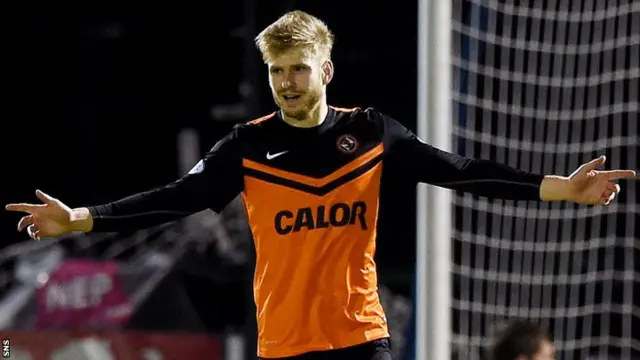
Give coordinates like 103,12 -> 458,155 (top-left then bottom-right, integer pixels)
282,94 -> 302,101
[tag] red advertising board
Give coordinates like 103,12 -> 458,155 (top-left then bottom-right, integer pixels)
1,330 -> 223,360
34,259 -> 133,329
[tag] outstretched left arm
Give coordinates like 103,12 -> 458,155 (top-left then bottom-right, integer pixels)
382,114 -> 636,204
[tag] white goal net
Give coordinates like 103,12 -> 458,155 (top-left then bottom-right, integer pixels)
450,1 -> 640,359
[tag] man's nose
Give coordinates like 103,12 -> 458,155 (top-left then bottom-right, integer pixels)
281,73 -> 295,89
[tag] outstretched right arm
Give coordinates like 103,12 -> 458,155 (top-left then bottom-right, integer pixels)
6,129 -> 244,239
87,130 -> 243,232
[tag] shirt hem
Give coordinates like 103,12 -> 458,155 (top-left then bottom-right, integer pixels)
257,328 -> 390,359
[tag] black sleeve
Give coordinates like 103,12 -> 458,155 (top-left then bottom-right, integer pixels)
87,128 -> 244,232
381,114 -> 545,200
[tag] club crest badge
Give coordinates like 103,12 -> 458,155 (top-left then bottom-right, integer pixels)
336,134 -> 358,154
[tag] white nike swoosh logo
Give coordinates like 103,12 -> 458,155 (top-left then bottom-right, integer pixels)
266,150 -> 288,160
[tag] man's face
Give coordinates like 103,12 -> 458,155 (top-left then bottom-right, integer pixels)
267,48 -> 329,121
530,340 -> 556,360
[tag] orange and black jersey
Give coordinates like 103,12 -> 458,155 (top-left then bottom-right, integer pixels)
88,107 -> 544,358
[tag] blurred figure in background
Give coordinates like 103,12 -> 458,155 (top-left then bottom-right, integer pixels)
488,320 -> 556,360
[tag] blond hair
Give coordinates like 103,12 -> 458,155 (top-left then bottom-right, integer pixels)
255,10 -> 334,63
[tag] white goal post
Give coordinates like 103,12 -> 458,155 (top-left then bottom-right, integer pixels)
416,0 -> 452,360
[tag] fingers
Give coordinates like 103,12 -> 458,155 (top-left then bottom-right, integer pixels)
603,182 -> 619,192
5,203 -> 44,213
17,215 -> 34,231
582,155 -> 607,172
17,215 -> 44,240
601,170 -> 637,180
601,183 -> 621,205
606,182 -> 621,194
601,191 -> 615,204
602,191 -> 616,205
27,224 -> 40,241
5,189 -> 56,213
35,189 -> 57,205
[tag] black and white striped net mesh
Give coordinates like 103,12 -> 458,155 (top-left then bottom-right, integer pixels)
450,1 -> 639,359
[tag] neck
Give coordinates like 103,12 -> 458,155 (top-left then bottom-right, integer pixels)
281,100 -> 328,128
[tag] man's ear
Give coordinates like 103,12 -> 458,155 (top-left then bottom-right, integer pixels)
322,60 -> 334,85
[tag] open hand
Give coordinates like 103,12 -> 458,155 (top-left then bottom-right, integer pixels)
5,190 -> 76,240
566,156 -> 636,205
